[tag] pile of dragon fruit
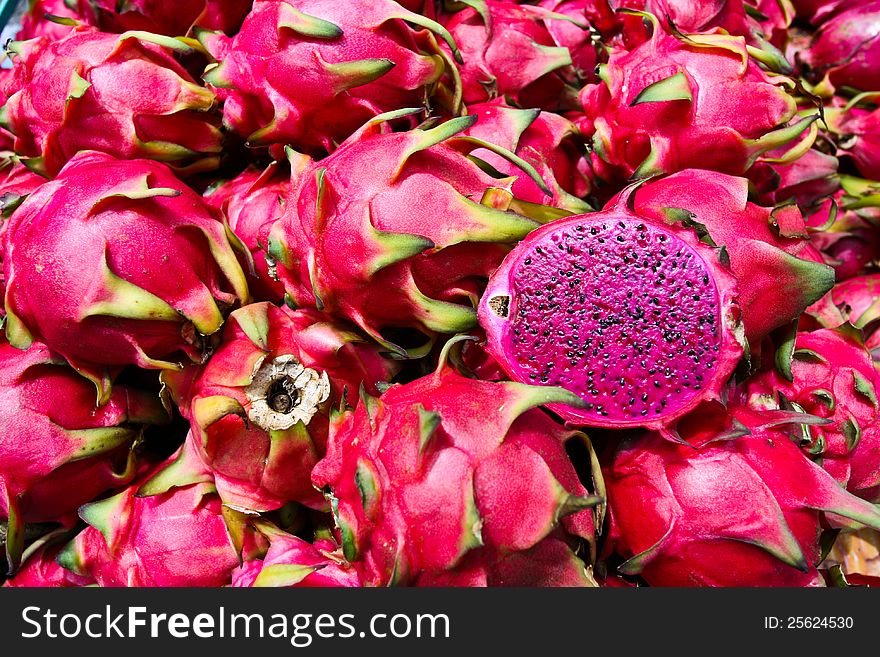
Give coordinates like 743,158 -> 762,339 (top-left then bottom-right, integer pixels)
1,0 -> 880,589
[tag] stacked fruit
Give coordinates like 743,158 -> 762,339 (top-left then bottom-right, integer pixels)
1,0 -> 880,588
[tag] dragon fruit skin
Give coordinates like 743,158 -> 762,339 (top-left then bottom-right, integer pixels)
460,99 -> 593,213
200,0 -> 461,154
16,0 -> 87,41
579,13 -> 817,183
628,169 -> 835,345
800,2 -> 880,93
603,405 -> 880,586
267,114 -> 544,355
441,0 -> 581,111
792,0 -> 873,24
203,161 -> 295,302
748,148 -> 839,209
0,27 -> 224,177
56,465 -> 265,587
806,274 -> 880,340
0,338 -> 167,572
88,0 -> 253,36
233,522 -> 361,587
3,542 -> 94,587
536,0 -> 604,81
154,302 -> 399,512
478,180 -> 748,429
2,152 -> 250,397
824,105 -> 880,179
311,351 -> 604,587
741,328 -> 880,500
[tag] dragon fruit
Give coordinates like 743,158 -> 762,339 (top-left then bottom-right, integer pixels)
87,0 -> 253,36
199,0 -> 462,155
233,520 -> 361,587
267,111 -> 546,355
440,0 -> 583,110
536,0 -> 604,81
460,98 -> 592,214
3,541 -> 94,587
808,273 -> 880,336
792,0 -> 873,24
807,191 -> 880,282
152,302 -> 399,512
742,328 -> 880,500
204,160 -> 296,302
479,170 -> 835,428
823,102 -> 880,179
627,169 -> 835,345
748,148 -> 839,209
2,151 -> 250,398
311,340 -> 604,586
800,2 -> 880,93
0,338 -> 167,572
603,404 -> 880,586
579,11 -> 817,184
16,0 -> 85,41
56,464 -> 265,587
0,27 -> 223,177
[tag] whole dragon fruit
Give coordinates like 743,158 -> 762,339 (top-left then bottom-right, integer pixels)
742,328 -> 880,500
800,2 -> 880,93
460,98 -> 593,214
311,341 -> 604,586
56,466 -> 264,587
267,111 -> 546,355
204,160 -> 297,302
200,0 -> 462,154
2,152 -> 250,398
603,405 -> 880,586
232,520 -> 361,587
579,11 -> 817,183
0,338 -> 167,572
0,27 -> 223,177
152,302 -> 399,512
440,0 -> 584,110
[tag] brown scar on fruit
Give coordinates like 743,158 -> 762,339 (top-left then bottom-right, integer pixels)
246,354 -> 330,430
488,295 -> 510,318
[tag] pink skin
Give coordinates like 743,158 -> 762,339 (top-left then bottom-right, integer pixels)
807,196 -> 880,282
579,17 -> 812,184
748,148 -> 840,209
204,163 -> 293,302
478,187 -> 743,429
233,531 -> 361,587
311,358 -> 601,587
441,0 -> 580,110
603,405 -> 880,586
614,0 -> 752,37
801,2 -> 880,92
2,151 -> 250,386
807,274 -> 880,340
88,0 -> 252,36
537,0 -> 603,80
266,116 -> 542,354
16,0 -> 87,41
56,463 -> 265,587
628,169 -> 835,345
0,339 -> 166,527
741,329 -> 880,499
825,105 -> 880,179
461,98 -> 593,211
201,0 -> 458,154
3,544 -> 94,588
163,302 -> 399,512
2,27 -> 222,177
792,0 -> 874,24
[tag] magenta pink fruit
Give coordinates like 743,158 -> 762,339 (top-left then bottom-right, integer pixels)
56,464 -> 265,587
603,404 -> 880,586
800,1 -> 880,93
824,103 -> 880,179
536,0 -> 604,81
311,343 -> 603,586
579,12 -> 816,183
460,98 -> 593,213
479,182 -> 745,429
267,111 -> 546,355
628,169 -> 835,345
0,27 -> 222,176
741,328 -> 880,500
200,0 -> 461,154
154,302 -> 399,512
204,160 -> 300,302
16,0 -> 85,41
233,521 -> 361,587
748,148 -> 840,209
88,0 -> 252,36
3,542 -> 94,587
441,0 -> 582,110
0,338 -> 167,572
791,0 -> 873,24
2,152 -> 249,397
